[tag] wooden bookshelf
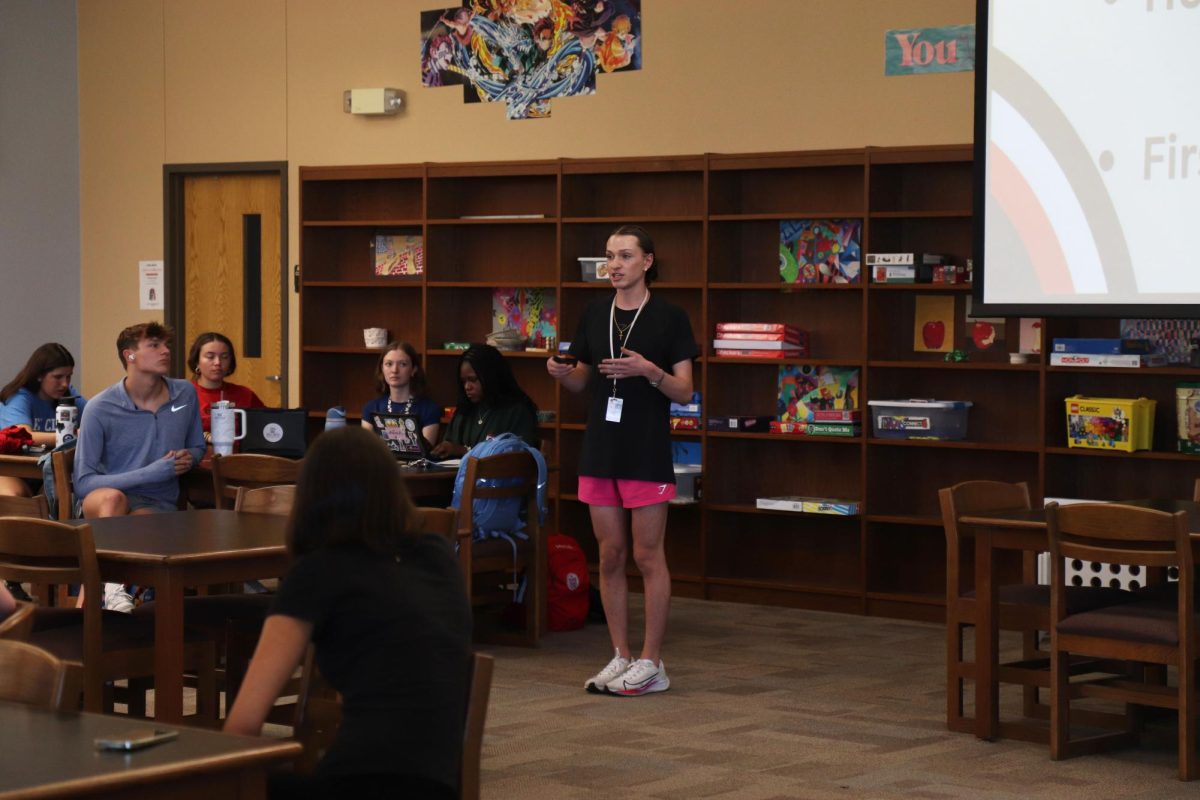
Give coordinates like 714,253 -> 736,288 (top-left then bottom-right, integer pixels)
299,147 -> 1200,624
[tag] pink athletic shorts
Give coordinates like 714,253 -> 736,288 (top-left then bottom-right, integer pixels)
578,476 -> 676,509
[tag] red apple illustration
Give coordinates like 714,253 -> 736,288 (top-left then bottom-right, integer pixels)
923,320 -> 946,349
971,321 -> 996,350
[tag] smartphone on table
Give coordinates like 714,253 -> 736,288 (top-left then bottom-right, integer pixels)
94,728 -> 179,751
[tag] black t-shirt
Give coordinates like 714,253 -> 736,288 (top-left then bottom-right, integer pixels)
271,535 -> 471,791
568,294 -> 698,482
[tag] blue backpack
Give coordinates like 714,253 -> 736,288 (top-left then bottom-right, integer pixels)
39,441 -> 78,520
450,433 -> 548,542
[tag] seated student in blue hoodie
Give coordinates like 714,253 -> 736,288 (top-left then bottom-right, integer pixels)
0,343 -> 86,498
75,321 -> 204,517
74,322 -> 205,610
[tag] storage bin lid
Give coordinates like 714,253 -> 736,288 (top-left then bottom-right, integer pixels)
867,399 -> 973,409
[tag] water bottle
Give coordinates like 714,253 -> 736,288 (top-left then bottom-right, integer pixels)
325,406 -> 347,431
55,403 -> 78,448
211,401 -> 247,456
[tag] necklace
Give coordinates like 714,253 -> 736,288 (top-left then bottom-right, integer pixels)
613,317 -> 633,346
476,408 -> 488,426
387,397 -> 414,415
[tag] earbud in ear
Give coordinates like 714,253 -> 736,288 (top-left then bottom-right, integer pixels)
127,355 -> 134,361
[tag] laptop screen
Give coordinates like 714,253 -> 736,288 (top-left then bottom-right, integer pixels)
369,412 -> 431,461
242,408 -> 307,458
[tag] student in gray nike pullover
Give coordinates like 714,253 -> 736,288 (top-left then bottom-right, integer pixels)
75,322 -> 204,515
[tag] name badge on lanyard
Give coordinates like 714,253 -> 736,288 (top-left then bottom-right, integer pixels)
607,291 -> 649,425
606,396 -> 624,423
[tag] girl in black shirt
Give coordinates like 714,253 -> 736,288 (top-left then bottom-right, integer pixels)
547,225 -> 698,697
225,426 -> 471,798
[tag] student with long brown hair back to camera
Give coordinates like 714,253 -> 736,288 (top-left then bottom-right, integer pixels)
225,426 -> 471,799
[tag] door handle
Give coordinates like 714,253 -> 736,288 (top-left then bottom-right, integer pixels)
265,375 -> 282,382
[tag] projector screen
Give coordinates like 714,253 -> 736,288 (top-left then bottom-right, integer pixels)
973,0 -> 1200,317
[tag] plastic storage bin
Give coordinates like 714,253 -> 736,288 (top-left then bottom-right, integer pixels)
868,399 -> 973,440
1065,395 -> 1155,452
578,257 -> 608,282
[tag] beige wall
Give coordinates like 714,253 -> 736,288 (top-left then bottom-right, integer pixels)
78,0 -> 976,399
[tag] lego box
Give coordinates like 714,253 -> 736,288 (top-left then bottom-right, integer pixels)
1065,395 -> 1156,452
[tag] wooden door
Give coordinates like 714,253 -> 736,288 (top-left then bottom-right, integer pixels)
182,173 -> 283,406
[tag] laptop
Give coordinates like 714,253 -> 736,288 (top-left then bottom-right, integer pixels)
241,408 -> 307,459
369,412 -> 434,463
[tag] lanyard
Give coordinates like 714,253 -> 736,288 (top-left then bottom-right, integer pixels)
609,291 -> 649,397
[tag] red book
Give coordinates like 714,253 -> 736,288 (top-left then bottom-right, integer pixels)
715,322 -> 804,336
811,409 -> 862,422
669,416 -> 701,430
714,349 -> 797,359
712,331 -> 806,343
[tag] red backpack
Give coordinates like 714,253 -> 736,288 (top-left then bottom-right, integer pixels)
546,533 -> 589,631
0,426 -> 32,455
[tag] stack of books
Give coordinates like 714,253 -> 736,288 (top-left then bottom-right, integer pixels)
713,323 -> 809,358
669,391 -> 701,430
755,495 -> 861,515
1049,338 -> 1167,368
769,409 -> 861,437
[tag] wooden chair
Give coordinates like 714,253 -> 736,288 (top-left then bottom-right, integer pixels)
455,451 -> 545,647
0,600 -> 35,641
460,652 -> 494,800
0,495 -> 57,605
292,650 -> 495,800
0,516 -> 216,717
0,640 -> 76,710
211,453 -> 301,510
235,484 -> 296,515
51,447 -> 75,521
939,481 -> 1130,740
1048,502 -> 1197,780
417,507 -> 457,541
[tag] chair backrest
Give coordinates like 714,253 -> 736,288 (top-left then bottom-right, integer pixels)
51,448 -> 75,521
0,640 -> 74,710
0,517 -> 101,668
1194,478 -> 1200,503
0,494 -> 49,519
460,652 -> 494,800
454,451 -> 540,540
0,600 -> 36,641
417,507 -> 457,541
212,453 -> 302,510
1047,502 -> 1193,624
234,484 -> 297,516
938,480 -> 1032,598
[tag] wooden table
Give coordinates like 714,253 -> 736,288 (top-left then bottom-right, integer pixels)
0,453 -> 42,480
0,700 -> 300,799
76,510 -> 290,724
957,498 -> 1200,741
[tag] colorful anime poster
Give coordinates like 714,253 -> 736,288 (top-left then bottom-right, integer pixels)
492,287 -> 558,348
420,1 -> 642,120
776,365 -> 860,422
779,219 -> 862,284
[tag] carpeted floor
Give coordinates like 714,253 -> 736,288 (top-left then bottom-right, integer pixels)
477,595 -> 1195,800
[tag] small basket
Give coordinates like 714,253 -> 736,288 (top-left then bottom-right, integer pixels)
486,328 -> 525,352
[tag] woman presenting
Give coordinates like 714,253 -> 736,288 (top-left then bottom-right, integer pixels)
547,225 -> 698,697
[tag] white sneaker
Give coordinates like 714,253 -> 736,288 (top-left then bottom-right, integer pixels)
102,583 -> 134,613
606,658 -> 669,696
584,649 -> 630,694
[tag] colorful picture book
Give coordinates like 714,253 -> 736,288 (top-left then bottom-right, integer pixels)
492,288 -> 557,349
779,219 -> 862,284
776,365 -> 860,422
374,234 -> 424,276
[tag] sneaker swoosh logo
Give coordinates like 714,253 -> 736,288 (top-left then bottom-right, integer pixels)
171,403 -> 188,412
